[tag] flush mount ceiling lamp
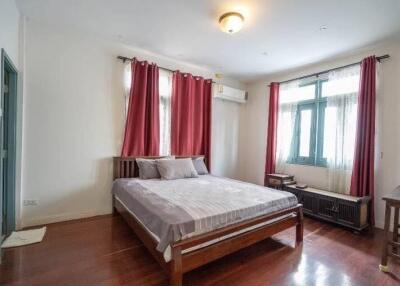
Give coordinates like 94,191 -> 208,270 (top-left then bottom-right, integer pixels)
219,12 -> 245,34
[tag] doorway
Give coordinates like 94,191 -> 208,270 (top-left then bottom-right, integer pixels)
1,49 -> 17,243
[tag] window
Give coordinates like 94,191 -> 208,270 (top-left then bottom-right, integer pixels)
278,66 -> 360,168
123,64 -> 173,155
159,70 -> 172,155
123,62 -> 132,118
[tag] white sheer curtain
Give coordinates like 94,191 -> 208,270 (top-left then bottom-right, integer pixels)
323,65 -> 360,194
123,61 -> 132,118
276,80 -> 300,173
159,69 -> 172,155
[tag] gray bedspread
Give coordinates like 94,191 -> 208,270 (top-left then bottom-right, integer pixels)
112,175 -> 298,253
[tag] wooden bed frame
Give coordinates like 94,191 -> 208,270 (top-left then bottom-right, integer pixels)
113,156 -> 303,286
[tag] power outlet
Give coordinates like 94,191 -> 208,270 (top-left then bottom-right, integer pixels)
23,199 -> 39,206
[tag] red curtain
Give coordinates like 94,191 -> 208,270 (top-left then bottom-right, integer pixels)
264,82 -> 279,185
350,56 -> 376,223
171,72 -> 212,168
121,59 -> 160,157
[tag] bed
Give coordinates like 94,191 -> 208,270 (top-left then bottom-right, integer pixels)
112,156 -> 303,286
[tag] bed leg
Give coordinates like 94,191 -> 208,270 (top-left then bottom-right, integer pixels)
170,246 -> 183,286
296,207 -> 304,246
112,197 -> 117,215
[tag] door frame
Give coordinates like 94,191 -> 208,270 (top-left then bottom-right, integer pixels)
1,48 -> 18,242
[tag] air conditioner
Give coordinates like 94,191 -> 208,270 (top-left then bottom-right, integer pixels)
213,84 -> 247,103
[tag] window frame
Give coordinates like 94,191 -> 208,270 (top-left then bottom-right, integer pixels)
291,101 -> 316,165
289,79 -> 329,168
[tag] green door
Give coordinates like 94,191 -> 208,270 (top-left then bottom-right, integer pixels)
1,49 -> 17,242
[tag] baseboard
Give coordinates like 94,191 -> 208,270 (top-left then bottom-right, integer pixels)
375,220 -> 384,230
374,220 -> 397,231
21,210 -> 388,230
21,208 -> 112,228
375,218 -> 393,232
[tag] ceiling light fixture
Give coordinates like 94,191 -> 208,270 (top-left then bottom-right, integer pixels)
219,12 -> 244,34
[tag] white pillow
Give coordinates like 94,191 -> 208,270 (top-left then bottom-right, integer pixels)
136,156 -> 175,179
192,157 -> 209,175
156,158 -> 198,180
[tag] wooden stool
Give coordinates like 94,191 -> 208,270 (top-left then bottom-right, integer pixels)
379,187 -> 400,272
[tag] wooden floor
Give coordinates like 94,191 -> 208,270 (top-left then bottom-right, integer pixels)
1,215 -> 399,286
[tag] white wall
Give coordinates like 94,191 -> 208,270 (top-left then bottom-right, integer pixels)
241,39 -> 400,228
211,99 -> 243,179
0,0 -> 20,65
21,20 -> 246,227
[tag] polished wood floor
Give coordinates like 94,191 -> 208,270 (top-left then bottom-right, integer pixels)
1,214 -> 399,286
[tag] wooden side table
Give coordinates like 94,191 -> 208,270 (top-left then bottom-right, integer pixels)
379,187 -> 400,272
265,173 -> 295,189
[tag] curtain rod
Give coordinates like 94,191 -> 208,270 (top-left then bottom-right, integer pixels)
117,55 -> 216,83
268,54 -> 390,87
117,56 -> 175,73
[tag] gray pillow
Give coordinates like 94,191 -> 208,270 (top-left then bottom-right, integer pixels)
156,158 -> 199,180
192,157 -> 209,175
136,156 -> 174,179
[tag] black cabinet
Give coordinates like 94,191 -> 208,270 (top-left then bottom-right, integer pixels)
317,195 -> 337,220
284,186 -> 370,231
299,192 -> 315,215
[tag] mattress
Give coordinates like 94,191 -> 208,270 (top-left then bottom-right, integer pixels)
112,175 -> 298,256
114,195 -> 296,262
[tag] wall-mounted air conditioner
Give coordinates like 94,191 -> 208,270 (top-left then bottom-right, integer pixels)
213,84 -> 247,103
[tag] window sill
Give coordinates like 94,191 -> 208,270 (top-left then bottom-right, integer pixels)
286,161 -> 327,169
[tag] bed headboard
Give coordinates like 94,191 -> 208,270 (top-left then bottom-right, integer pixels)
113,156 -> 206,180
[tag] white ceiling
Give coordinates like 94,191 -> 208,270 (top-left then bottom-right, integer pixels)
16,0 -> 400,82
